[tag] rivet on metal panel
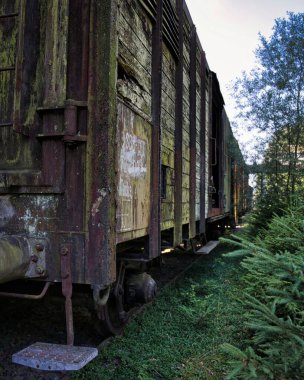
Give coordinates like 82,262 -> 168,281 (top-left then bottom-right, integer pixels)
35,243 -> 44,252
61,247 -> 69,256
30,255 -> 38,263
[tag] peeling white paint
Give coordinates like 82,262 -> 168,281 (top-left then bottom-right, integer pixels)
118,178 -> 132,198
17,196 -> 59,236
91,188 -> 107,217
117,130 -> 147,199
116,103 -> 151,237
33,196 -> 56,211
20,209 -> 38,236
120,132 -> 147,179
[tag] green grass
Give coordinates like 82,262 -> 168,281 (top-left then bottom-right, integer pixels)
72,244 -> 247,380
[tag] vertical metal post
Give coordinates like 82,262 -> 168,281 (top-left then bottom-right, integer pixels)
64,104 -> 77,136
189,25 -> 197,238
208,73 -> 213,214
174,0 -> 184,246
86,0 -> 118,285
234,162 -> 238,225
149,0 -> 163,259
218,109 -> 224,212
61,244 -> 74,346
199,51 -> 207,234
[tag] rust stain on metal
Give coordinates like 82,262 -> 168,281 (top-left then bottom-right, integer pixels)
60,243 -> 74,346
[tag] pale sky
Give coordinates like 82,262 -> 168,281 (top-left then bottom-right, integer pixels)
186,0 -> 303,121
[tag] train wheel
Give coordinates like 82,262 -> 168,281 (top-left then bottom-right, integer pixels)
98,293 -> 128,336
95,262 -> 128,336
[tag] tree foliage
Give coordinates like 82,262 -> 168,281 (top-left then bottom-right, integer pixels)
222,15 -> 304,375
233,12 -> 304,203
221,204 -> 304,379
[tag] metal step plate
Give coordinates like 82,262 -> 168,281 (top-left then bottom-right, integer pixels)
12,342 -> 98,371
196,240 -> 220,255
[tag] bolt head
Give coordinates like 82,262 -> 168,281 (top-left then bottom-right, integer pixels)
35,243 -> 44,252
61,247 -> 69,256
31,255 -> 39,263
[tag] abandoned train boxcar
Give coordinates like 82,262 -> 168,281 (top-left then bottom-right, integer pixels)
0,0 -> 249,355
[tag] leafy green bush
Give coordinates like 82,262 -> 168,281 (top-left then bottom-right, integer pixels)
221,204 -> 304,379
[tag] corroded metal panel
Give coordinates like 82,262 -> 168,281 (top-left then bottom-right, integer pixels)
116,102 -> 151,242
0,0 -> 89,285
0,195 -> 59,236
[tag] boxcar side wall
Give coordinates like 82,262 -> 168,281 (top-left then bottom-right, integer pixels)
0,0 -> 248,289
115,0 -> 224,250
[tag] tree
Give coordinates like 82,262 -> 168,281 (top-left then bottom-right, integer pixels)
233,12 -> 304,199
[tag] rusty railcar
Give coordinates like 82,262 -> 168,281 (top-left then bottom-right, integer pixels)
0,0 -> 247,346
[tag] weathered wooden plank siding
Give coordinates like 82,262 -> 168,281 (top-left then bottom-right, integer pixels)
0,1 -> 67,171
117,0 -> 152,117
0,1 -> 29,168
116,0 -> 153,242
43,0 -> 69,107
0,1 -> 18,125
161,42 -> 176,230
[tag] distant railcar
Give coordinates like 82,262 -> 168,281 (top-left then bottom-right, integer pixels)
0,0 -> 248,343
